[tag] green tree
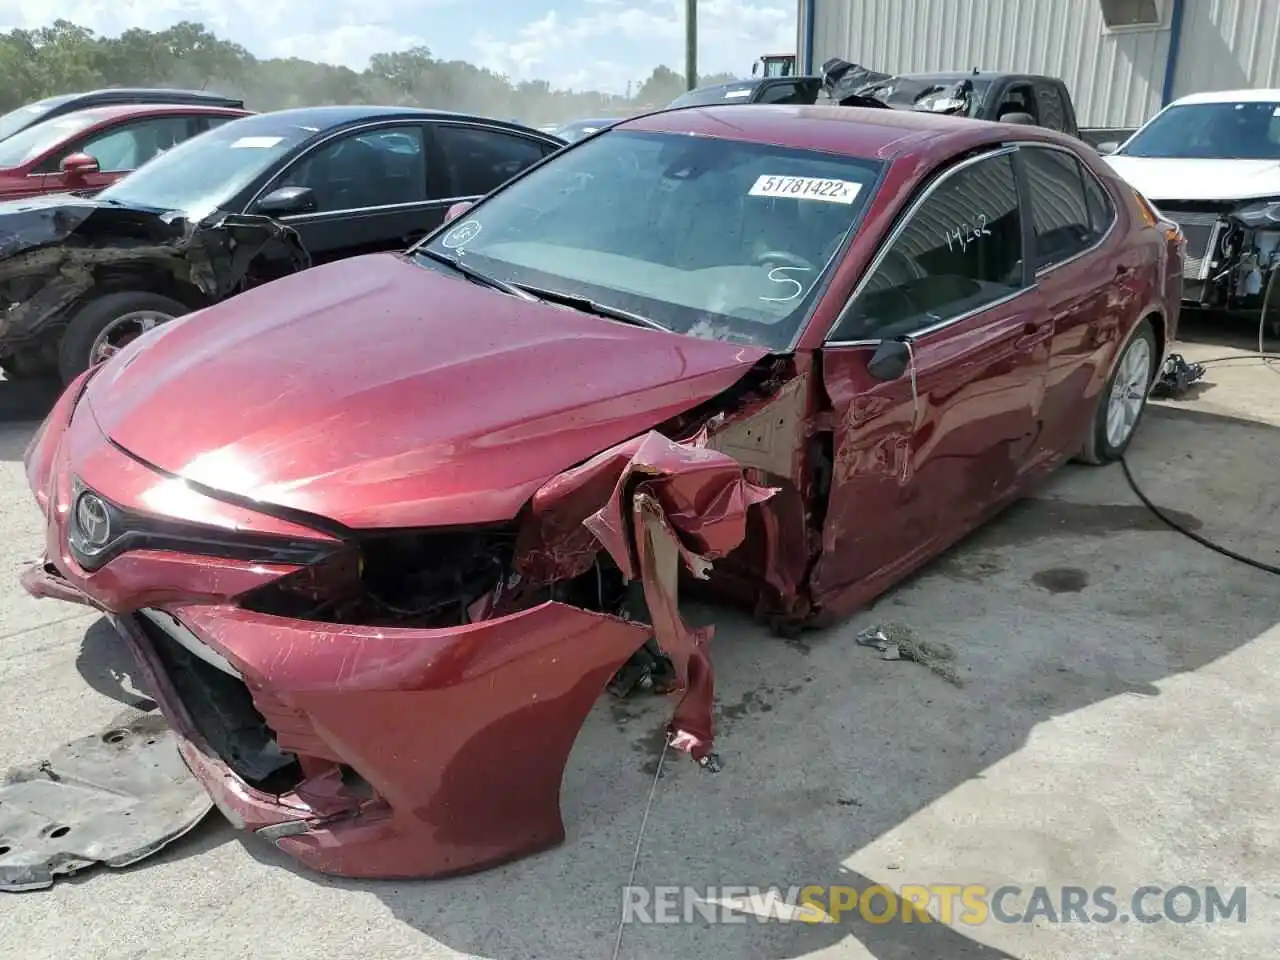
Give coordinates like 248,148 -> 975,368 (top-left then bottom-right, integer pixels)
0,19 -> 725,125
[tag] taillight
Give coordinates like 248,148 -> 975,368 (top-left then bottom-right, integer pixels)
1132,188 -> 1160,226
1133,188 -> 1182,244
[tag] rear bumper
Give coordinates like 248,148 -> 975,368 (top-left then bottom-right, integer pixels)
22,560 -> 649,879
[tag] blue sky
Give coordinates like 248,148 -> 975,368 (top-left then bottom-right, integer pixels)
3,0 -> 798,94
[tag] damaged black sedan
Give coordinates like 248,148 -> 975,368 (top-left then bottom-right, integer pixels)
0,105 -> 564,383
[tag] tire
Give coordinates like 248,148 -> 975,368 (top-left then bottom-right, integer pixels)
1077,318 -> 1159,465
58,291 -> 188,385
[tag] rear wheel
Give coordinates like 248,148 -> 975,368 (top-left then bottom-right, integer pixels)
58,291 -> 188,385
1078,319 -> 1158,464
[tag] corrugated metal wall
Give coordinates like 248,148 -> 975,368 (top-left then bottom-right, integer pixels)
811,0 -> 1171,128
1172,0 -> 1280,99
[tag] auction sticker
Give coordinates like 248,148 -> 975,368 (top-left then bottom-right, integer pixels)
442,219 -> 482,249
748,174 -> 863,204
231,136 -> 284,149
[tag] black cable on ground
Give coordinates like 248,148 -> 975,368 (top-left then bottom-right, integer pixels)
1122,263 -> 1280,574
1119,456 -> 1280,576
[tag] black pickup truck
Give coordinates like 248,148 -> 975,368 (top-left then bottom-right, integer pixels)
668,60 -> 1084,140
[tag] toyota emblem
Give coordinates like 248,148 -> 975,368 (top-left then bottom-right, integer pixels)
75,492 -> 111,549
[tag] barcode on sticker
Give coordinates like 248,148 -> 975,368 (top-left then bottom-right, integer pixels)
748,175 -> 862,204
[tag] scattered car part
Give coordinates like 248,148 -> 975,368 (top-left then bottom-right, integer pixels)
1151,352 -> 1206,398
0,713 -> 212,892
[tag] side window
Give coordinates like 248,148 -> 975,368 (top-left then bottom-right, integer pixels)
758,82 -> 804,105
832,152 -> 1025,342
996,83 -> 1039,122
435,125 -> 548,198
201,115 -> 237,133
58,116 -> 197,173
272,125 -> 428,213
1034,83 -> 1068,132
1082,167 -> 1116,236
1020,146 -> 1111,270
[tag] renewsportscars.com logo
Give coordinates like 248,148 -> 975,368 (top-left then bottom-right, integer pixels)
621,884 -> 1248,925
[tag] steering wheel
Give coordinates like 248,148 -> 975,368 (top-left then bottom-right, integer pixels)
755,250 -> 815,272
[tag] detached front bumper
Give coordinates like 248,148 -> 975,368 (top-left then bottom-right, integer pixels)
22,560 -> 651,879
22,367 -> 776,880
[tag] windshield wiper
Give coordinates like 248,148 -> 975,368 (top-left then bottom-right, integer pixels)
418,249 -> 535,301
514,284 -> 671,332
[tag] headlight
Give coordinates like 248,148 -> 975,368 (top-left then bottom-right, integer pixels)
1232,199 -> 1280,227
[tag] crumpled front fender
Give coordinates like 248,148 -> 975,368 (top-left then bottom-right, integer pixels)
519,430 -> 777,764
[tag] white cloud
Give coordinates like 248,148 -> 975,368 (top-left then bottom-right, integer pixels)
0,0 -> 797,93
473,0 -> 796,92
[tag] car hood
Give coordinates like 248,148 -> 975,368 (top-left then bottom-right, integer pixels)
85,252 -> 768,530
1103,156 -> 1280,203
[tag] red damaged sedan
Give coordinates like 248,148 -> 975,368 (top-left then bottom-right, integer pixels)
22,103 -> 1181,880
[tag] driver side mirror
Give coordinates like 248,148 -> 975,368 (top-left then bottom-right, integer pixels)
1095,141 -> 1120,156
866,338 -> 911,381
60,152 -> 99,179
256,185 -> 317,216
752,61 -> 760,76
444,200 -> 475,223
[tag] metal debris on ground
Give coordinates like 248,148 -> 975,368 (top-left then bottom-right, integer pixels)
1151,353 -> 1206,399
856,623 -> 962,686
0,713 -> 213,892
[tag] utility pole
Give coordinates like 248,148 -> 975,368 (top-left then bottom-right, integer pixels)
685,0 -> 697,91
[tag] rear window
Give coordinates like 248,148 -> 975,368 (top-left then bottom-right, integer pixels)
0,110 -> 108,168
668,83 -> 761,108
0,96 -> 71,143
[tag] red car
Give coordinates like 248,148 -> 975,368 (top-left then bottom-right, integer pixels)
0,102 -> 251,199
22,104 -> 1181,881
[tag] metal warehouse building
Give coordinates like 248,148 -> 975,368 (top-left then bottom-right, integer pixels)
796,0 -> 1280,128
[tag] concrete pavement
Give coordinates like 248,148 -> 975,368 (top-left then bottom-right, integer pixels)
0,339 -> 1275,959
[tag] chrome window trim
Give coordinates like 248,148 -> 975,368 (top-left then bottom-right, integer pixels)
824,145 -> 1021,345
1020,142 -> 1120,278
245,118 -> 432,213
247,117 -> 561,217
825,286 -> 1037,348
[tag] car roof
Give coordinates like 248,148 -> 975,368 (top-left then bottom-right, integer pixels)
894,71 -> 1024,83
43,104 -> 252,128
30,88 -> 242,108
1171,88 -> 1280,106
226,104 -> 559,135
622,103 -> 1056,161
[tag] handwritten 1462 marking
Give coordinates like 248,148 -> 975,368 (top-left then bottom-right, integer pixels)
945,214 -> 992,252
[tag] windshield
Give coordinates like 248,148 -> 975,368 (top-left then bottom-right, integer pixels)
1121,101 -> 1280,159
0,95 -> 72,144
417,129 -> 882,351
668,82 -> 760,108
0,109 -> 106,169
98,115 -> 315,219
